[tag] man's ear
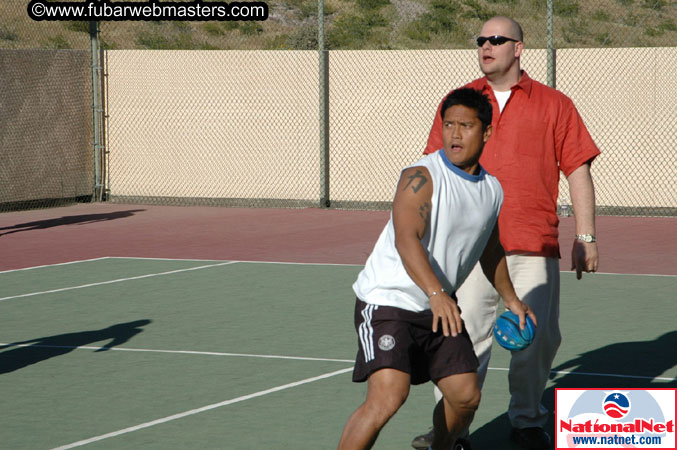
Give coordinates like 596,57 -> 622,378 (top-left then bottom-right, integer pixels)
514,41 -> 524,58
483,124 -> 493,143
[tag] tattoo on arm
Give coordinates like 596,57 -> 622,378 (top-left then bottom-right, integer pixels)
404,169 -> 428,194
419,202 -> 431,222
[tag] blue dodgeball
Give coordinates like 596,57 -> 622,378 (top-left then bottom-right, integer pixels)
493,310 -> 535,351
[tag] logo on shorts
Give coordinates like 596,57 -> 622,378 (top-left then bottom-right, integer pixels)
378,335 -> 396,351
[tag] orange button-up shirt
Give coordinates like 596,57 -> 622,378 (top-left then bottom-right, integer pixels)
425,72 -> 600,257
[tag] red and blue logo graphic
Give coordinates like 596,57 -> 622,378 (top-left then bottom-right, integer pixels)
556,389 -> 676,448
603,392 -> 631,419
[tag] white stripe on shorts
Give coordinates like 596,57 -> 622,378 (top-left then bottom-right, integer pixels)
358,303 -> 378,362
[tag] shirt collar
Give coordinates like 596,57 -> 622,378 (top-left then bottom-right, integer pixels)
438,150 -> 487,182
479,70 -> 534,97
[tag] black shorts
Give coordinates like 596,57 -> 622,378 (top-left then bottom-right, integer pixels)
352,298 -> 478,385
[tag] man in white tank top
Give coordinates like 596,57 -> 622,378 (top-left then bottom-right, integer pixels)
338,88 -> 537,450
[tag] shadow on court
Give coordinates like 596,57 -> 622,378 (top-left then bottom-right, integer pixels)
0,319 -> 152,374
471,331 -> 677,449
0,209 -> 145,237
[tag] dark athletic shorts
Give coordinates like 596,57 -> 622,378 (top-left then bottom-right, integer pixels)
352,298 -> 478,385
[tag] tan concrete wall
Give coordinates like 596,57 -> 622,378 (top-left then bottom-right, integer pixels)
107,48 -> 676,208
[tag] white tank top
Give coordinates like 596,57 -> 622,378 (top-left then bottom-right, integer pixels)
353,150 -> 503,312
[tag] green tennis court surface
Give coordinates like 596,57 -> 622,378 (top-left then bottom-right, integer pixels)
1,258 -> 675,449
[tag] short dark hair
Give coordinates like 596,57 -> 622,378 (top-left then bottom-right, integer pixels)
440,88 -> 493,131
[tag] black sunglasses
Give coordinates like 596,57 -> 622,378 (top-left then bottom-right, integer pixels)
476,35 -> 519,47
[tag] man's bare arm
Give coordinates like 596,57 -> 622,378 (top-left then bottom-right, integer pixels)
392,167 -> 462,337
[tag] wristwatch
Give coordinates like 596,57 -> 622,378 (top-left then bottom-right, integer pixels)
575,234 -> 596,243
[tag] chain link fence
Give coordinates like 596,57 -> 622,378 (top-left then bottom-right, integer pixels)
105,49 -> 321,207
0,0 -> 94,211
2,0 -> 676,215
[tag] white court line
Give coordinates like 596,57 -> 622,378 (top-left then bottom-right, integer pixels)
111,257 -> 677,276
0,261 -> 237,302
560,270 -> 677,278
50,366 -> 354,450
0,343 -> 354,363
548,369 -> 676,382
0,257 -> 111,274
108,256 -> 229,263
1,341 -> 670,381
107,256 -> 364,267
4,255 -> 675,276
487,367 -> 675,382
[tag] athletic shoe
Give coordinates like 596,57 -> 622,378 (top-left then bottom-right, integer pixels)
454,437 -> 473,450
411,427 -> 433,449
411,429 -> 471,450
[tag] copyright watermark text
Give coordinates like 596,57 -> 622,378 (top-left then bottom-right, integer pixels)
28,0 -> 269,22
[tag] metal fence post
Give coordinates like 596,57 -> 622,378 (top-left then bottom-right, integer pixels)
319,0 -> 330,208
546,0 -> 556,89
89,21 -> 104,201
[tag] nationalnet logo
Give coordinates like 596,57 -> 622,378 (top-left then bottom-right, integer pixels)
556,389 -> 676,449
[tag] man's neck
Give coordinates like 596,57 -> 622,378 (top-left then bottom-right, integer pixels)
486,68 -> 522,91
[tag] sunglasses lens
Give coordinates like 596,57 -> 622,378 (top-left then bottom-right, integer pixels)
477,36 -> 512,46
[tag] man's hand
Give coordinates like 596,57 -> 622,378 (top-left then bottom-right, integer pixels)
502,296 -> 538,330
571,240 -> 599,280
430,293 -> 463,337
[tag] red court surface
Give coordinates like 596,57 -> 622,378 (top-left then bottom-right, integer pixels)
1,202 -> 675,275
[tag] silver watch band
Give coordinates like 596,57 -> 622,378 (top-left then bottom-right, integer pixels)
575,234 -> 596,243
